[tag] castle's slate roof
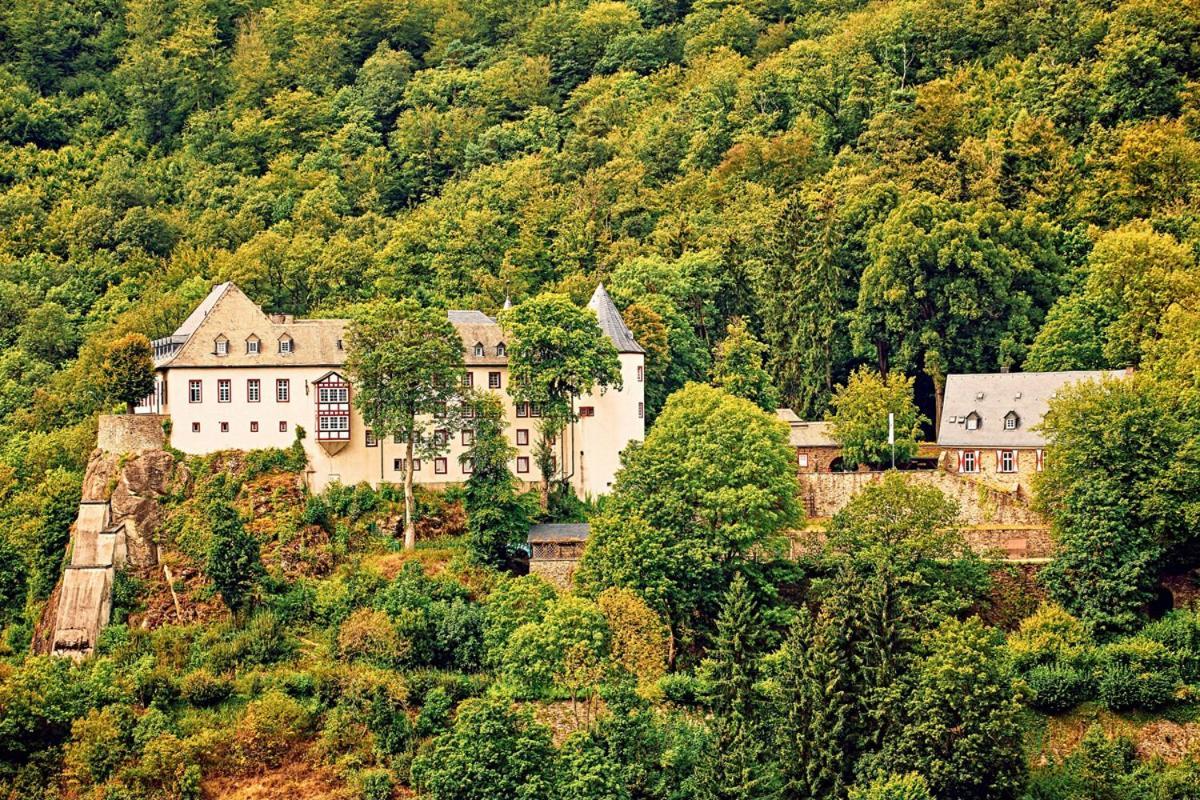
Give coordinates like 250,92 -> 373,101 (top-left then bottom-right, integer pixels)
937,370 -> 1123,448
156,283 -> 636,370
587,284 -> 644,354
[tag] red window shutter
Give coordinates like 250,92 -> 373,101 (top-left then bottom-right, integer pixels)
955,450 -> 962,472
995,449 -> 1001,469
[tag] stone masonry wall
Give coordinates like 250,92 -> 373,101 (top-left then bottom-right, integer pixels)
799,469 -> 1053,559
97,414 -> 167,454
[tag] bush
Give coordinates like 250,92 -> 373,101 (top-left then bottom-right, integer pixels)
1008,603 -> 1094,670
415,686 -> 454,737
180,670 -> 233,707
236,611 -> 297,666
357,768 -> 394,800
1140,610 -> 1200,684
62,705 -> 135,788
657,673 -> 704,706
233,690 -> 311,767
1025,663 -> 1091,713
339,608 -> 408,666
1097,638 -> 1180,711
135,665 -> 180,709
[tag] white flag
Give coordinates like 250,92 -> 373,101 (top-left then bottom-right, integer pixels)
888,412 -> 895,445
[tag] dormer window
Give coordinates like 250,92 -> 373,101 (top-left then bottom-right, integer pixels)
473,342 -> 484,357
214,335 -> 228,356
496,342 -> 507,357
965,412 -> 980,431
246,335 -> 260,355
279,334 -> 293,354
1004,411 -> 1020,431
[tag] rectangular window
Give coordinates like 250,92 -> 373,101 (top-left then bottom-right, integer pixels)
798,453 -> 810,468
247,339 -> 260,354
220,421 -> 229,433
638,402 -> 644,419
191,422 -> 200,433
516,402 -> 528,418
216,339 -> 228,355
462,459 -> 473,474
462,430 -> 474,446
516,456 -> 530,474
276,379 -> 290,402
218,379 -> 231,403
394,458 -> 404,472
434,430 -> 448,447
318,415 -> 349,432
637,365 -> 644,382
250,421 -> 259,432
280,338 -> 292,353
247,379 -> 260,402
516,429 -> 529,446
489,371 -> 501,389
462,372 -> 474,388
961,450 -> 979,473
435,458 -> 447,475
1000,449 -> 1016,473
966,416 -> 978,431
318,386 -> 348,403
530,403 -> 542,418
579,406 -> 594,417
279,421 -> 288,433
1004,416 -> 1016,430
189,380 -> 202,403
365,430 -> 377,447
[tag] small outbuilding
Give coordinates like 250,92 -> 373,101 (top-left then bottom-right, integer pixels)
528,522 -> 590,589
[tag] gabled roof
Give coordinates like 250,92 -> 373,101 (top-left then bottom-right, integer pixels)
776,410 -> 839,448
588,284 -> 644,354
937,370 -> 1124,448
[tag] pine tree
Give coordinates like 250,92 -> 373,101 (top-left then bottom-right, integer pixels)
695,573 -> 778,800
205,499 -> 263,616
463,394 -> 528,567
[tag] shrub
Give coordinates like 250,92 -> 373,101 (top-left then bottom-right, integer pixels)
135,665 -> 180,709
63,705 -> 135,788
482,575 -> 557,668
657,673 -> 704,706
1097,638 -> 1180,711
339,608 -> 408,667
415,686 -> 454,737
1008,603 -> 1094,670
237,610 -> 296,666
849,773 -> 933,800
180,670 -> 234,707
357,768 -> 394,800
598,587 -> 669,685
233,690 -> 311,767
1024,663 -> 1091,713
1140,610 -> 1200,683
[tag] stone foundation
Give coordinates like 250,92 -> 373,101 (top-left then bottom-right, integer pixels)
530,559 -> 579,590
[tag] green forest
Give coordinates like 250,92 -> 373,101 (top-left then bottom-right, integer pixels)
3,0 -> 1200,797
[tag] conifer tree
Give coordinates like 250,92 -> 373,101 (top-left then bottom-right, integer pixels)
695,573 -> 778,800
462,394 -> 528,567
205,499 -> 263,617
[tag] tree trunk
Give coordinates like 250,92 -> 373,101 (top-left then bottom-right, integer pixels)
125,400 -> 135,414
404,435 -> 416,550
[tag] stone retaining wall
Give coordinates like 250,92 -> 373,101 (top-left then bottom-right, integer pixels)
98,414 -> 167,454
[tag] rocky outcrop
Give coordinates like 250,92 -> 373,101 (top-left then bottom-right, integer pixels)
81,448 -> 187,566
43,416 -> 189,658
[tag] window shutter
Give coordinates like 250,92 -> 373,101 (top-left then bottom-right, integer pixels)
975,450 -> 981,470
996,449 -> 1002,469
955,450 -> 962,472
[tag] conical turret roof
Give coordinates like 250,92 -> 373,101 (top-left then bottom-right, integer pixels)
587,284 -> 643,354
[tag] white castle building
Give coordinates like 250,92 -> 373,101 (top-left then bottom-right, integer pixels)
136,282 -> 645,497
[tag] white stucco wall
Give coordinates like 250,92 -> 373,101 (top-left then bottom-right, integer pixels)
155,359 -> 644,498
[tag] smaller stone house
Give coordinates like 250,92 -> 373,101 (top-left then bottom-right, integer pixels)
776,409 -> 841,473
936,370 -> 1123,496
528,523 -> 590,589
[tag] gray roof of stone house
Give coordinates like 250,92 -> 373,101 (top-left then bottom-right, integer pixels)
172,282 -> 233,338
448,310 -> 495,325
775,409 -> 839,447
937,370 -> 1124,448
587,284 -> 644,354
528,523 -> 591,543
